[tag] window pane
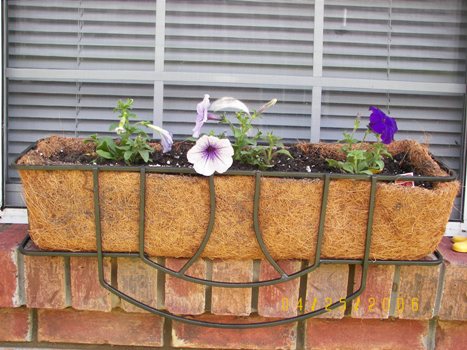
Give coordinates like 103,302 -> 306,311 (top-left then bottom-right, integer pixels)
165,0 -> 314,75
323,0 -> 467,83
8,0 -> 156,70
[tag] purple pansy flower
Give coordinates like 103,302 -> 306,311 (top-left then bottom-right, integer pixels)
187,135 -> 234,176
146,124 -> 173,153
192,94 -> 220,138
368,106 -> 398,144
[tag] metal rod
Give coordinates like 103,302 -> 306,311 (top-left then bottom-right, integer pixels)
358,176 -> 378,293
11,142 -> 457,183
253,171 -> 287,278
178,175 -> 216,275
19,232 -> 443,266
138,168 -> 147,257
92,168 -> 106,285
284,174 -> 330,277
90,243 -> 377,329
12,161 -> 457,183
313,174 -> 330,266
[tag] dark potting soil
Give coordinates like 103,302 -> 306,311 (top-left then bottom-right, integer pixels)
47,141 -> 432,188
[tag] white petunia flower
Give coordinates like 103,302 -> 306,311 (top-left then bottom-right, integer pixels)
187,135 -> 234,176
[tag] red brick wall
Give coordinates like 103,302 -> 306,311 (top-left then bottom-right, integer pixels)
0,225 -> 466,349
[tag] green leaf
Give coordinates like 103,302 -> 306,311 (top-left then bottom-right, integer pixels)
275,149 -> 293,158
348,150 -> 366,160
357,161 -> 369,172
124,151 -> 133,161
107,141 -> 117,153
96,149 -> 113,160
84,134 -> 98,144
360,170 -> 374,175
233,128 -> 243,138
139,150 -> 150,163
246,138 -> 257,146
382,150 -> 393,158
353,117 -> 361,130
342,163 -> 355,173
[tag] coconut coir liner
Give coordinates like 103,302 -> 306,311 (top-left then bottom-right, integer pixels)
17,136 -> 459,260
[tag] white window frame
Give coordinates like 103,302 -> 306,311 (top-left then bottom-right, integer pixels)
1,0 -> 466,234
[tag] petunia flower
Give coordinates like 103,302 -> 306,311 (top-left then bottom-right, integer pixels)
187,135 -> 234,176
256,98 -> 277,115
210,97 -> 250,115
115,117 -> 126,135
146,124 -> 173,153
368,106 -> 398,144
115,126 -> 125,135
192,94 -> 221,138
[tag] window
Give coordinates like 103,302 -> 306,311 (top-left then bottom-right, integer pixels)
2,0 -> 466,227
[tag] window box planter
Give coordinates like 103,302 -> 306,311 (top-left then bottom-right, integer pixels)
14,136 -> 458,261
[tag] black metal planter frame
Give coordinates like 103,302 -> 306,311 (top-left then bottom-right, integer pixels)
14,151 -> 456,329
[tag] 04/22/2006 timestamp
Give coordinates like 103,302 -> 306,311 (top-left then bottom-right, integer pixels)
280,296 -> 421,314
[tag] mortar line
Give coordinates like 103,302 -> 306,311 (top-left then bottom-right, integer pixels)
64,256 -> 71,307
296,260 -> 309,350
157,257 -> 166,310
16,246 -> 26,306
110,257 -> 120,309
0,340 -> 167,350
344,264 -> 355,316
162,317 -> 172,349
389,265 -> 401,317
110,257 -> 117,288
204,259 -> 212,313
251,259 -> 261,313
31,308 -> 38,343
433,261 -> 446,316
426,317 -> 438,350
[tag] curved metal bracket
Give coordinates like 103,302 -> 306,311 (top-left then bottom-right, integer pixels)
18,166 -> 447,329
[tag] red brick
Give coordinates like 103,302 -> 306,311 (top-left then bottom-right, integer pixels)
165,258 -> 206,315
0,308 -> 31,342
436,320 -> 467,350
437,237 -> 467,320
211,259 -> 253,316
438,237 -> 467,267
306,318 -> 428,350
24,256 -> 67,309
351,264 -> 395,319
70,257 -> 113,312
38,309 -> 163,346
118,258 -> 158,313
258,260 -> 301,318
0,225 -> 28,307
172,314 -> 297,349
306,264 -> 349,319
0,225 -> 28,247
397,264 -> 440,319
